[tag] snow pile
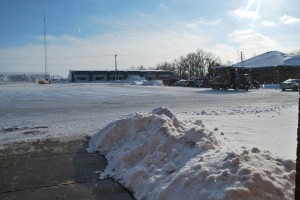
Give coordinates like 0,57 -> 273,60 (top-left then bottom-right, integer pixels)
141,79 -> 163,86
0,76 -> 9,84
88,107 -> 295,200
233,51 -> 300,68
126,75 -> 163,86
127,75 -> 148,85
196,104 -> 290,116
0,73 -> 48,84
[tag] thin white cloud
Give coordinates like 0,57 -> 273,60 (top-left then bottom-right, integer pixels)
185,18 -> 221,31
280,15 -> 300,24
158,3 -> 170,12
233,9 -> 260,20
136,11 -> 153,19
261,21 -> 276,27
229,29 -> 277,50
36,34 -> 89,46
0,28 -> 212,76
231,0 -> 262,22
186,22 -> 199,30
36,35 -> 58,42
60,35 -> 84,43
207,44 -> 238,64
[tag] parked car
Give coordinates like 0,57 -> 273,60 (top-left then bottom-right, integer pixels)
194,78 -> 204,87
186,80 -> 196,87
209,73 -> 253,91
174,79 -> 188,87
280,79 -> 300,91
163,78 -> 180,86
251,80 -> 260,89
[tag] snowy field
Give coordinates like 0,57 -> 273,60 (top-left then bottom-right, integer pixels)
0,82 -> 298,199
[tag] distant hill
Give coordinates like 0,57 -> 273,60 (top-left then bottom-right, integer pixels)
233,51 -> 300,68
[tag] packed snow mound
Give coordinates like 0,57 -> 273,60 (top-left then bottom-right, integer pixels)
126,75 -> 163,86
233,50 -> 300,68
88,107 -> 295,200
126,75 -> 148,85
196,104 -> 291,116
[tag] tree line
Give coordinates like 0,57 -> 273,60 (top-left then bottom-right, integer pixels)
129,49 -> 224,79
154,49 -> 223,79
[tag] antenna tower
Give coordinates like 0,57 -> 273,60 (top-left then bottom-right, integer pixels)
44,13 -> 48,80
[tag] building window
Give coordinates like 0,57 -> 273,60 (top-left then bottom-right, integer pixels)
77,77 -> 87,81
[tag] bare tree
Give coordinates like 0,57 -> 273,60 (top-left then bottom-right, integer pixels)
223,60 -> 234,66
128,65 -> 147,70
177,49 -> 221,78
156,62 -> 175,71
155,49 -> 222,79
136,65 -> 146,70
290,49 -> 300,55
128,66 -> 136,70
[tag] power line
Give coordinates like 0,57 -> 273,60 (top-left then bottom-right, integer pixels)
0,55 -> 115,59
0,53 -> 178,60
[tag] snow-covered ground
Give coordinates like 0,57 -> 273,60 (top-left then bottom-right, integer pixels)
0,82 -> 297,199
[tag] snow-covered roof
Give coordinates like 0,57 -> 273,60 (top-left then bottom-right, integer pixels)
233,51 -> 300,68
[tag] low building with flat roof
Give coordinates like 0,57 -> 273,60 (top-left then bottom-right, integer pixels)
68,70 -> 174,83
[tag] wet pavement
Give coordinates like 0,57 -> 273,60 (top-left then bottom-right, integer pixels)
0,138 -> 135,200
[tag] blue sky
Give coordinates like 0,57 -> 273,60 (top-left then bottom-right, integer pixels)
0,0 -> 300,76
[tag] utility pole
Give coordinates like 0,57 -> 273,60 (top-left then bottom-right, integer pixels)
240,51 -> 244,62
115,54 -> 117,71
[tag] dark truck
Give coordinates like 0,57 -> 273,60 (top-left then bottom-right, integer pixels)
209,68 -> 260,91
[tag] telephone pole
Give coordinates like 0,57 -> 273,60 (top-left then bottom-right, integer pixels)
240,51 -> 244,62
114,54 -> 117,71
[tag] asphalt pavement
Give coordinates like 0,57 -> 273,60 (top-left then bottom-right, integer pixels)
0,138 -> 135,200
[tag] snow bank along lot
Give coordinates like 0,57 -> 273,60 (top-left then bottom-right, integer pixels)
0,83 -> 298,199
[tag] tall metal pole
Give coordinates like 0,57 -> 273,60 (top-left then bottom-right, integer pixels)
240,51 -> 243,62
115,54 -> 117,71
44,15 -> 48,80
